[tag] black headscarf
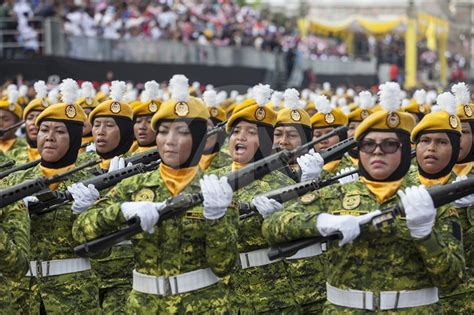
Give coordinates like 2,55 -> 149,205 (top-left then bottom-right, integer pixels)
312,125 -> 348,162
230,118 -> 274,163
358,130 -> 412,182
94,116 -> 134,160
40,119 -> 83,169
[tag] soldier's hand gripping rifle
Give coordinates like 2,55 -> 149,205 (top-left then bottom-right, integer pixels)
267,176 -> 474,260
238,168 -> 359,219
74,126 -> 349,257
0,121 -> 24,137
28,159 -> 162,216
0,159 -> 100,209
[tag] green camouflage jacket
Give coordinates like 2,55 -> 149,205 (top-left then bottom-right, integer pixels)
3,137 -> 28,161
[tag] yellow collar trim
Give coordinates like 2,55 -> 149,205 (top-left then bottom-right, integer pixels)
231,161 -> 246,172
159,163 -> 199,196
323,159 -> 341,173
199,153 -> 218,171
39,163 -> 76,190
360,176 -> 403,204
99,158 -> 111,170
349,156 -> 358,166
27,147 -> 40,161
418,172 -> 451,187
452,162 -> 472,177
0,138 -> 17,153
136,145 -> 155,153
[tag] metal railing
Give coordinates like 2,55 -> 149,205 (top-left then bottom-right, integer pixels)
0,17 -> 45,56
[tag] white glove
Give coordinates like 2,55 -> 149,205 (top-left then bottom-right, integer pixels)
251,196 -> 283,218
23,196 -> 39,208
200,174 -> 233,220
298,152 -> 324,182
67,183 -> 100,214
337,167 -> 359,185
398,185 -> 436,239
120,201 -> 165,234
85,143 -> 96,152
108,156 -> 126,173
317,211 -> 381,246
452,176 -> 474,208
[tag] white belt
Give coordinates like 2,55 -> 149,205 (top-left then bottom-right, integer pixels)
326,282 -> 438,311
132,268 -> 220,296
286,243 -> 326,260
26,258 -> 91,277
239,248 -> 281,269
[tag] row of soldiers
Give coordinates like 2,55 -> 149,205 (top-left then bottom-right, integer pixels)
0,75 -> 472,314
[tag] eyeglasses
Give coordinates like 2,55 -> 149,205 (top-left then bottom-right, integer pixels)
359,139 -> 402,154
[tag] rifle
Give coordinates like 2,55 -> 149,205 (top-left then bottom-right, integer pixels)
74,126 -> 350,257
0,159 -> 99,209
0,159 -> 15,170
267,175 -> 474,260
0,121 -> 24,137
28,159 -> 162,216
238,168 -> 358,219
0,141 -> 92,179
206,120 -> 228,137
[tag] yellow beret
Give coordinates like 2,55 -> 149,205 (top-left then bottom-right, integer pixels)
310,107 -> 348,128
305,101 -> 315,111
372,104 -> 382,112
226,98 -> 277,131
348,102 -> 358,111
348,107 -> 373,122
18,96 -> 29,107
276,107 -> 311,128
133,100 -> 161,118
226,102 -> 238,115
95,91 -> 108,103
403,98 -> 430,115
76,96 -> 99,110
23,97 -> 50,120
411,110 -> 461,142
208,106 -> 226,122
0,99 -> 22,119
456,104 -> 474,122
89,100 -> 133,122
354,110 -> 416,141
36,102 -> 86,126
130,99 -> 142,110
151,96 -> 209,131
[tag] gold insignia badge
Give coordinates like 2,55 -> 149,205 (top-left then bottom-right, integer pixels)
449,115 -> 459,129
342,193 -> 361,210
86,98 -> 93,106
464,105 -> 472,117
333,209 -> 368,216
290,110 -> 301,122
65,105 -> 77,118
386,112 -> 400,128
42,98 -> 49,108
134,188 -> 155,202
175,102 -> 189,117
360,110 -> 369,120
110,102 -> 121,114
255,107 -> 266,121
447,207 -> 459,218
300,193 -> 316,204
148,102 -> 158,113
8,103 -> 15,111
418,104 -> 425,113
324,113 -> 335,124
210,107 -> 218,118
185,210 -> 205,220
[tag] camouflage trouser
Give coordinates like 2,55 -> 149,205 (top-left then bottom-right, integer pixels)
9,277 -> 39,314
125,282 -> 229,314
440,290 -> 474,314
100,284 -> 131,314
322,301 -> 441,314
0,278 -> 15,315
28,270 -> 101,314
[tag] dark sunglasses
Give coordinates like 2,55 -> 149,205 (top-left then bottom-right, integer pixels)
358,139 -> 402,154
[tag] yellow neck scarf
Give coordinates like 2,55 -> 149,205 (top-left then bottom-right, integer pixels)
99,158 -> 111,170
349,156 -> 358,166
39,163 -> 76,190
137,145 -> 155,153
323,159 -> 341,173
199,153 -> 218,171
418,172 -> 451,187
360,176 -> 403,204
159,163 -> 199,196
27,147 -> 40,161
231,161 -> 246,172
452,162 -> 473,177
0,139 -> 16,153
128,141 -> 139,154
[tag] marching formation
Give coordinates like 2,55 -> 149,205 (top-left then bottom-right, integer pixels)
0,75 -> 472,314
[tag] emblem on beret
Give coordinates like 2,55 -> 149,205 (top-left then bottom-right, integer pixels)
86,98 -> 93,106
386,112 -> 400,128
210,107 -> 218,118
290,110 -> 301,122
134,188 -> 155,202
342,193 -> 360,210
175,102 -> 189,117
65,105 -> 77,118
8,103 -> 15,111
42,98 -> 50,108
449,115 -> 459,129
360,110 -> 369,120
255,107 -> 266,121
148,102 -> 158,113
110,102 -> 121,114
464,105 -> 472,117
324,113 -> 335,124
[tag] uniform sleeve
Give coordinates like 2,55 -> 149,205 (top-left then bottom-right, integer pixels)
204,204 -> 238,277
413,204 -> 465,292
0,202 -> 30,279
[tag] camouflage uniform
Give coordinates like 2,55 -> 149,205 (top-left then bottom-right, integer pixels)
263,175 -> 465,314
6,165 -> 101,314
0,189 -> 30,314
3,137 -> 28,161
212,165 -> 300,314
72,168 -> 238,313
201,150 -> 232,173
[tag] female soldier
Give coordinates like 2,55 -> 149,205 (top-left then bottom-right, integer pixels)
199,90 -> 230,172
7,78 -> 101,314
211,84 -> 301,314
132,80 -> 161,153
72,74 -> 238,313
452,82 -> 474,176
76,81 -> 99,150
402,89 -> 430,124
0,86 -> 27,157
263,82 -> 465,313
